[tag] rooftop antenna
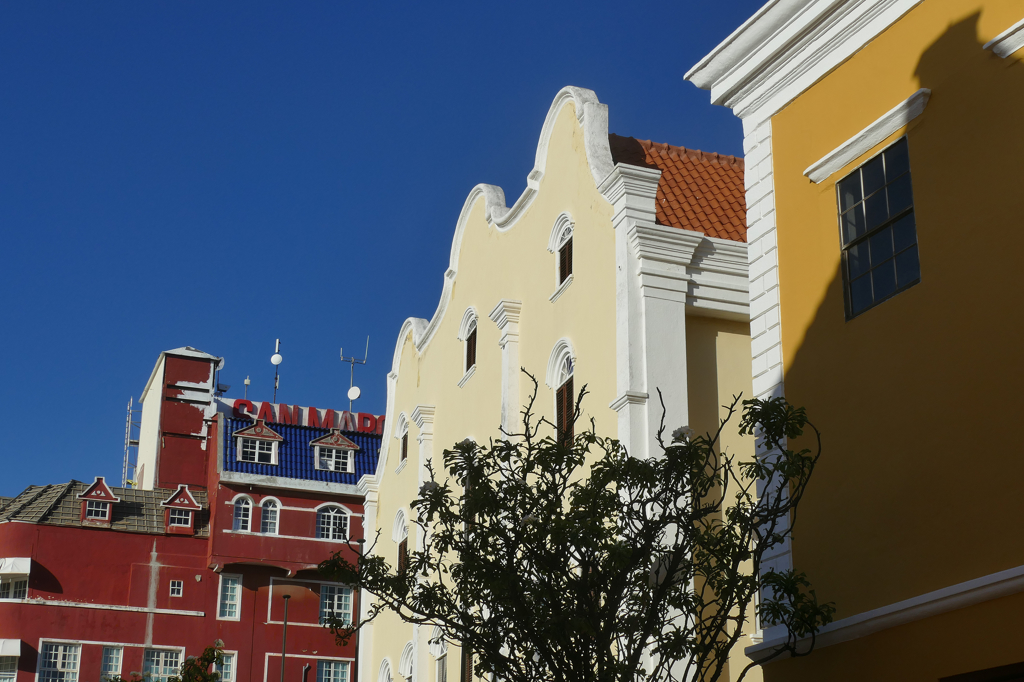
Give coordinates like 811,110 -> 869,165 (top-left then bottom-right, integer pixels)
271,339 -> 283,402
340,337 -> 369,412
122,398 -> 141,487
244,375 -> 251,399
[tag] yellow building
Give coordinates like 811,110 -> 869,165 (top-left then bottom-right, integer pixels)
357,86 -> 759,682
687,1 -> 1024,680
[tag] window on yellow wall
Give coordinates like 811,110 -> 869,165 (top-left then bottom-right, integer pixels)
837,137 -> 920,318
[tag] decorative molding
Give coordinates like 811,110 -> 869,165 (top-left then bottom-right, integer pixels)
748,564 -> 1024,661
686,0 -> 925,125
545,338 -> 575,389
218,470 -> 361,496
410,405 -> 436,430
547,212 -> 574,252
489,299 -> 524,435
392,509 -> 409,543
488,300 -> 523,342
608,391 -> 649,412
11,598 -> 204,617
548,274 -> 573,303
457,307 -> 478,342
804,88 -> 930,183
984,17 -> 1024,58
456,365 -> 476,389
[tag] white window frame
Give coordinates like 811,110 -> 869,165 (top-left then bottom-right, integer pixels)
547,212 -> 575,302
399,642 -> 415,680
168,508 -> 192,527
213,650 -> 238,682
0,655 -> 17,682
260,498 -> 280,535
316,505 -> 349,541
236,436 -> 278,465
320,584 -> 353,626
39,642 -> 80,682
218,573 -> 242,621
101,646 -> 123,679
316,446 -> 354,473
0,576 -> 28,600
232,496 -> 252,532
318,660 -> 351,682
85,499 -> 111,520
169,580 -> 183,598
457,308 -> 478,387
143,648 -> 181,682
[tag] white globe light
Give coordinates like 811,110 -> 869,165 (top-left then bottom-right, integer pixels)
347,386 -> 361,401
271,353 -> 283,366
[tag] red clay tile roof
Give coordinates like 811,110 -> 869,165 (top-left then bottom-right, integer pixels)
608,134 -> 746,243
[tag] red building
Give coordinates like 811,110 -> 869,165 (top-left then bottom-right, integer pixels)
0,347 -> 383,682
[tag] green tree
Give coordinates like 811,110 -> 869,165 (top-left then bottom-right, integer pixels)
321,373 -> 834,682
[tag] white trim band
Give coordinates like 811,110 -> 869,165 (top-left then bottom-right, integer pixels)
747,563 -> 1024,660
5,598 -> 204,617
983,17 -> 1024,58
803,88 -> 930,183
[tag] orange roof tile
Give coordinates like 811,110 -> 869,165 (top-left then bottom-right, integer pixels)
608,134 -> 746,243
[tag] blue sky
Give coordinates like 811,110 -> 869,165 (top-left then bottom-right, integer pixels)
0,1 -> 760,496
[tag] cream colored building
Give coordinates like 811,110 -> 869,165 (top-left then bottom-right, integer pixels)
358,86 -> 757,682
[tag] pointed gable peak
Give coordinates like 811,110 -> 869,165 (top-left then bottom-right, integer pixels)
233,419 -> 283,442
310,428 -> 360,451
76,476 -> 120,503
160,484 -> 202,510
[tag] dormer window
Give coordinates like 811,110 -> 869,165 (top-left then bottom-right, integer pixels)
310,429 -> 360,474
160,484 -> 201,535
233,419 -> 283,466
77,476 -> 120,526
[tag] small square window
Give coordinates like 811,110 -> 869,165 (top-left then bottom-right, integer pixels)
168,508 -> 192,527
239,438 -> 275,464
169,580 -> 183,597
318,447 -> 353,473
837,137 -> 920,318
86,500 -> 110,519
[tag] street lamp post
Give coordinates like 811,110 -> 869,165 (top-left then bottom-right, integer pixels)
281,594 -> 291,682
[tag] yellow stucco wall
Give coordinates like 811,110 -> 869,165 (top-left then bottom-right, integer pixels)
768,0 -> 1024,635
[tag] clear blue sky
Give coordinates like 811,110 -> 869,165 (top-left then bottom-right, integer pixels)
0,1 -> 760,496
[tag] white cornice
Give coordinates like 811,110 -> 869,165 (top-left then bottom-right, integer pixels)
747,563 -> 1024,661
411,405 -> 436,429
804,88 -> 929,183
983,16 -> 1024,58
218,470 -> 361,497
685,0 -> 924,124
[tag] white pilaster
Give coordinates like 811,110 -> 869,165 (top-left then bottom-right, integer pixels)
356,476 -> 379,682
488,300 -> 523,435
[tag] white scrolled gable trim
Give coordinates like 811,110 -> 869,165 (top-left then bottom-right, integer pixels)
457,307 -> 478,341
545,338 -> 575,389
547,212 -> 574,253
803,88 -> 929,183
984,16 -> 1024,58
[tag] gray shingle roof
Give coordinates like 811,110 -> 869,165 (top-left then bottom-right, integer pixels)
0,481 -> 210,537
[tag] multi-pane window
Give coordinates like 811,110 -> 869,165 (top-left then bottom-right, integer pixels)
86,500 -> 110,519
317,506 -> 348,540
318,448 -> 353,473
40,643 -> 80,682
143,649 -> 180,682
465,322 -> 477,374
555,355 -> 575,448
320,584 -> 353,625
317,661 -> 350,682
101,647 -> 122,679
0,656 -> 17,682
216,653 -> 235,682
219,575 -> 241,619
837,137 -> 920,318
239,438 -> 275,464
233,498 -> 251,531
169,580 -> 183,597
261,500 -> 279,534
169,508 -> 192,527
0,576 -> 28,599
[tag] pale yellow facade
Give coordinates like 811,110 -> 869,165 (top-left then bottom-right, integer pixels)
358,87 -> 758,682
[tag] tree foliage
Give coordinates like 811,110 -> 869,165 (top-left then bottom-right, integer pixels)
321,372 -> 834,682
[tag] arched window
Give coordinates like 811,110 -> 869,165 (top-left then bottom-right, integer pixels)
430,627 -> 449,682
232,497 -> 251,532
546,340 -> 575,448
396,413 -> 410,466
458,308 -> 478,384
399,642 -> 415,680
393,509 -> 409,574
260,499 -> 279,534
378,660 -> 393,682
548,212 -> 574,299
317,506 -> 348,540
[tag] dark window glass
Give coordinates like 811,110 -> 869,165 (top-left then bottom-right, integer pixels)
559,237 -> 573,284
401,432 -> 408,463
836,137 -> 920,318
465,327 -> 477,373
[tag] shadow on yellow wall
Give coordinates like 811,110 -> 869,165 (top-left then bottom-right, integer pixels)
780,11 -> 1024,627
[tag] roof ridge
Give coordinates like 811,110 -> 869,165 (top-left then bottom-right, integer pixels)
3,485 -> 51,520
37,481 -> 79,522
